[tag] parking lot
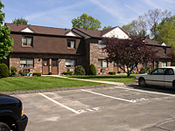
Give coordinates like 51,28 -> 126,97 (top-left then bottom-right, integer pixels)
13,85 -> 175,131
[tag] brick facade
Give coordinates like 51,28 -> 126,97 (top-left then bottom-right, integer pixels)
4,23 -> 172,76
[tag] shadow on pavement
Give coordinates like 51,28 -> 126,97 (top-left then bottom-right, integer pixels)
126,83 -> 175,95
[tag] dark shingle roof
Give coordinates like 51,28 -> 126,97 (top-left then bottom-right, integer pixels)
145,39 -> 171,47
5,23 -> 82,37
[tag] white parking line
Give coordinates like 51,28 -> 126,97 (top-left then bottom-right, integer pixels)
114,86 -> 175,97
81,89 -> 136,103
39,93 -> 80,114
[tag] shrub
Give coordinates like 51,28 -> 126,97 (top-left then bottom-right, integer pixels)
11,66 -> 17,77
18,69 -> 26,76
0,63 -> 9,78
62,71 -> 73,75
74,65 -> 86,75
33,72 -> 42,77
130,71 -> 134,74
140,66 -> 151,74
109,71 -> 116,75
89,64 -> 97,75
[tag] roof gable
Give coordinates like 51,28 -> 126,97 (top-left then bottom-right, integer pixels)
73,26 -> 129,39
65,31 -> 76,37
102,27 -> 129,39
21,27 -> 34,33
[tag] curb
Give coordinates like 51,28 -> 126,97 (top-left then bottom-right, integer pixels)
2,83 -> 137,95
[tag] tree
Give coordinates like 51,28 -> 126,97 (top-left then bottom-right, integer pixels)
12,18 -> 28,25
0,1 -> 5,25
102,36 -> 158,76
0,1 -> 14,62
121,16 -> 147,37
156,21 -> 175,50
167,49 -> 175,66
155,16 -> 175,50
103,26 -> 112,30
144,9 -> 172,39
71,13 -> 101,30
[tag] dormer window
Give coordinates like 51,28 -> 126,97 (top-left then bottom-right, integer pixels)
22,36 -> 33,46
67,39 -> 76,49
163,48 -> 167,54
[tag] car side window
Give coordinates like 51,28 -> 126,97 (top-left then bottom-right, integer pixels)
165,69 -> 174,75
151,68 -> 166,75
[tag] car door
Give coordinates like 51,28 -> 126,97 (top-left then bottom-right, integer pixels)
164,68 -> 175,88
146,68 -> 166,86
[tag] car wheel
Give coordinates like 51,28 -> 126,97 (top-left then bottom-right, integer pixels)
0,122 -> 10,131
139,78 -> 146,87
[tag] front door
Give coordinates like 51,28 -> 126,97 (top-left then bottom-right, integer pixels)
52,59 -> 58,75
42,59 -> 49,75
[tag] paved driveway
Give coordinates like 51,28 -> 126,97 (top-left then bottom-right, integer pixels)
13,85 -> 175,131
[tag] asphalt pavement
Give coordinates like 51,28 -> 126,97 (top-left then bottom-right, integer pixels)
4,75 -> 175,131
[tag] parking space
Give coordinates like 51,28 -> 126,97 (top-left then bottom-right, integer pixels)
14,85 -> 175,131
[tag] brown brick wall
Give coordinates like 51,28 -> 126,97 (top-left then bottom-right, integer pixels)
9,53 -> 84,75
89,39 -> 114,75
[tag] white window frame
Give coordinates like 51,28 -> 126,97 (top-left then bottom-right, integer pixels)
22,36 -> 33,46
162,62 -> 167,67
163,48 -> 167,54
67,39 -> 76,49
20,58 -> 34,67
65,59 -> 76,67
98,59 -> 107,67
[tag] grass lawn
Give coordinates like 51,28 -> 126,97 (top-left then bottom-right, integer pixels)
67,74 -> 137,83
0,76 -> 105,92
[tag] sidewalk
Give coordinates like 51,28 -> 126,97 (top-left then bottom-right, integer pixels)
43,75 -> 126,86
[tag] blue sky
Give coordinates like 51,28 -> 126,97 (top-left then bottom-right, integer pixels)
1,0 -> 175,29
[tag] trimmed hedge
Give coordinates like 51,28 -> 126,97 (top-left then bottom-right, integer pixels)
0,63 -> 9,78
33,72 -> 42,76
109,71 -> 116,75
62,71 -> 73,75
74,65 -> 86,75
89,64 -> 97,75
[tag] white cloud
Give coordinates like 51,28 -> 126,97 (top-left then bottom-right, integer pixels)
124,4 -> 140,15
25,1 -> 89,28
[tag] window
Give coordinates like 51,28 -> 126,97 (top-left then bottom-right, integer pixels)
67,40 -> 76,48
52,60 -> 57,66
98,59 -> 107,67
65,59 -> 76,67
151,68 -> 166,75
20,58 -> 34,67
22,36 -> 33,46
162,62 -> 167,67
98,40 -> 106,48
163,48 -> 167,54
165,69 -> 174,75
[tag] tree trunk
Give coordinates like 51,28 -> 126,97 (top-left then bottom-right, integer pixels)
127,66 -> 130,77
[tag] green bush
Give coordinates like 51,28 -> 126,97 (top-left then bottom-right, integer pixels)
11,66 -> 17,77
0,63 -> 9,78
33,72 -> 42,77
109,71 -> 116,75
18,69 -> 26,76
140,66 -> 151,74
74,65 -> 86,75
89,64 -> 97,75
62,71 -> 73,75
130,71 -> 134,74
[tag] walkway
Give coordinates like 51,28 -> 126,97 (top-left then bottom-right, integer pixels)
43,75 -> 126,86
